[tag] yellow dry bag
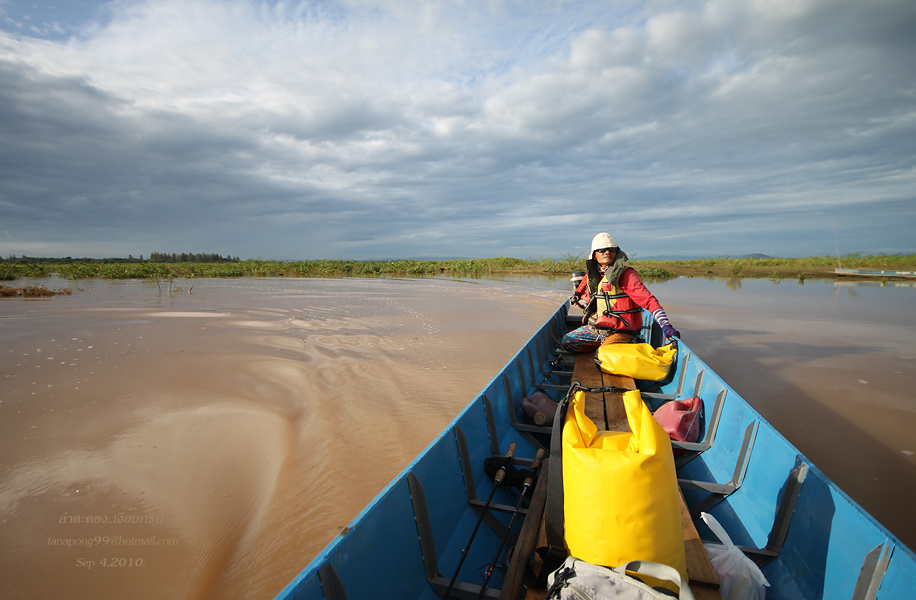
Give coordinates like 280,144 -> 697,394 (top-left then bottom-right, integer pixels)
595,342 -> 677,381
562,389 -> 687,582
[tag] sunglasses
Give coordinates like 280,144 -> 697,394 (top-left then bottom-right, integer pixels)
594,247 -> 618,254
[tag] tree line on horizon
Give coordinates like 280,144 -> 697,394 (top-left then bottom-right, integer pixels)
1,252 -> 240,264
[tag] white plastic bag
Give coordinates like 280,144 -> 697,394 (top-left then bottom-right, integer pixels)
700,512 -> 769,600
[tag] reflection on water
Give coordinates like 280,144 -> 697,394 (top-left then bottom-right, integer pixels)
0,275 -> 914,599
834,279 -> 916,289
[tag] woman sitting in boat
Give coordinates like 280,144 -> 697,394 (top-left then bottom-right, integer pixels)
562,232 -> 680,352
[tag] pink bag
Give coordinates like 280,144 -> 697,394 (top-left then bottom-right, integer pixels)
653,397 -> 702,453
521,391 -> 558,425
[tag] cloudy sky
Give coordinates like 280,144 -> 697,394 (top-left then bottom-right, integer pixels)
1,0 -> 914,261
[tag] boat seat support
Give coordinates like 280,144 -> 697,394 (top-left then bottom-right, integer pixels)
408,472 -> 501,599
736,463 -> 808,565
538,342 -> 575,391
851,543 -> 891,600
679,420 -> 759,518
454,426 -> 523,542
532,342 -> 572,385
318,562 -> 347,600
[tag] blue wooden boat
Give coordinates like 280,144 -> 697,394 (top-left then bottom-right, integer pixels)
835,268 -> 916,280
275,299 -> 916,599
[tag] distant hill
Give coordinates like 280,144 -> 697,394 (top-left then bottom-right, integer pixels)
637,253 -> 775,261
633,255 -> 693,261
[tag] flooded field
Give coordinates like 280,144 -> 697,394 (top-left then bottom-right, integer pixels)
1,275 -> 914,599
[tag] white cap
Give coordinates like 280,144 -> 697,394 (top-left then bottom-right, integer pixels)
590,232 -> 618,255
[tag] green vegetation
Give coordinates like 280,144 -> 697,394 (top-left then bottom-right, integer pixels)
0,256 -> 586,280
1,253 -> 914,282
0,285 -> 72,297
632,253 -> 916,280
147,252 -> 240,263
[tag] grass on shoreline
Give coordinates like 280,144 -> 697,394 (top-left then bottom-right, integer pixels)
3,253 -> 915,282
0,285 -> 72,297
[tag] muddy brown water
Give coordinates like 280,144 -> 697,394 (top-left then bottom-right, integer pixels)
1,275 -> 914,599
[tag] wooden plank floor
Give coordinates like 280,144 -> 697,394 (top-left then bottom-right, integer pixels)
572,352 -> 636,431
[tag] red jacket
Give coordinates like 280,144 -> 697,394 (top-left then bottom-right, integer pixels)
573,266 -> 663,334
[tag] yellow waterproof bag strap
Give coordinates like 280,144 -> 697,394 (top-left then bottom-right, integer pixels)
562,389 -> 688,582
544,388 -> 573,561
595,342 -> 677,381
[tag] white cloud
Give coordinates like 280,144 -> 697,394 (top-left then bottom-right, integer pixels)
1,0 -> 914,260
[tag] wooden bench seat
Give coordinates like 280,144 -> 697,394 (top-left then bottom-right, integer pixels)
572,352 -> 636,431
509,351 -> 720,600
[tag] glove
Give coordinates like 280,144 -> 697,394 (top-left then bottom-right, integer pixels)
662,324 -> 680,339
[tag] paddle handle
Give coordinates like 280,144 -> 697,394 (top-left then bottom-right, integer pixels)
523,449 -> 547,488
493,442 -> 517,484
